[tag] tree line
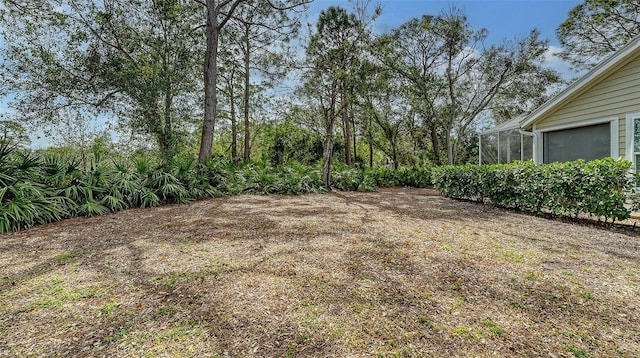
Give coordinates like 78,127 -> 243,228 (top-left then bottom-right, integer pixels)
0,0 -> 637,187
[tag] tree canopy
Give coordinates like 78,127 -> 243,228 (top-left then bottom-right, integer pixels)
557,0 -> 640,70
0,0 -> 566,173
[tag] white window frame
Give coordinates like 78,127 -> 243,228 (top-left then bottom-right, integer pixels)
533,116 -> 619,164
625,112 -> 640,170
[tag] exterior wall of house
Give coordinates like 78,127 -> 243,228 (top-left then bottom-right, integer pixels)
533,52 -> 640,160
620,118 -> 626,157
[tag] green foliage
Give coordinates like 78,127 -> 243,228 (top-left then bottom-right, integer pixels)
330,165 -> 432,191
0,148 -> 331,233
0,141 -> 436,233
432,159 -> 638,222
261,120 -> 324,165
557,0 -> 640,71
331,165 -> 377,192
379,10 -> 560,165
0,0 -> 203,162
0,120 -> 30,147
304,6 -> 365,187
368,167 -> 432,188
0,144 -> 72,232
203,160 -> 327,196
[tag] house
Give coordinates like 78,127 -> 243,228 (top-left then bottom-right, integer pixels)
479,113 -> 532,164
480,34 -> 640,168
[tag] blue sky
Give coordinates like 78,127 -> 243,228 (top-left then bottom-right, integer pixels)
309,0 -> 581,47
308,0 -> 583,77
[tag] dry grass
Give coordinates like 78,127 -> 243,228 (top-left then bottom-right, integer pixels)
1,188 -> 639,357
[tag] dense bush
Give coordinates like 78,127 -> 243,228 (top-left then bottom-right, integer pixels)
0,144 -> 71,232
261,120 -> 324,165
0,142 -> 438,233
330,165 -> 432,192
432,159 -> 638,222
331,165 -> 377,192
369,167 -> 432,188
0,146 -> 331,233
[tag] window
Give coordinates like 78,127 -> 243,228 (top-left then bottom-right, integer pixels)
631,117 -> 640,187
499,132 -> 509,163
522,135 -> 533,161
508,130 -> 522,162
634,117 -> 640,172
479,130 -> 534,164
543,123 -> 611,163
625,113 -> 640,186
480,133 -> 498,164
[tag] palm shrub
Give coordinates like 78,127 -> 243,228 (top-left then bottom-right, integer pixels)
152,171 -> 190,203
201,159 -> 243,195
45,155 -> 111,217
369,167 -> 432,188
0,144 -> 71,232
170,157 -> 218,200
222,161 -> 325,195
254,161 -> 325,195
105,161 -> 144,209
146,165 -> 191,204
1,144 -> 435,233
131,156 -> 161,207
238,161 -> 276,194
278,161 -> 326,195
331,165 -> 376,192
75,161 -> 111,217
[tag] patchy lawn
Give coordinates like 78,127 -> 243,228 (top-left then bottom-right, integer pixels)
1,188 -> 639,357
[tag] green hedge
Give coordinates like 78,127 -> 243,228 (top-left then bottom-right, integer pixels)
330,166 -> 432,192
432,159 -> 638,222
369,167 -> 432,188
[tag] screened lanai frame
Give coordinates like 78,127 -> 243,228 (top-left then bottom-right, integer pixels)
479,114 -> 534,165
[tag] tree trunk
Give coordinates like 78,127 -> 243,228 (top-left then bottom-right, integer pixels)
368,116 -> 373,168
162,88 -> 174,163
342,92 -> 351,165
322,118 -> 335,188
198,2 -> 220,163
430,125 -> 441,165
446,125 -> 454,165
351,107 -> 357,163
391,137 -> 398,170
322,86 -> 338,188
230,76 -> 237,159
243,25 -> 251,162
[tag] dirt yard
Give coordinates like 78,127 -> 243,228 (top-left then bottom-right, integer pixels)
1,188 -> 639,357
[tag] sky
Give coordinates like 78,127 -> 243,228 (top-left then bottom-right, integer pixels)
307,0 -> 583,76
309,0 -> 580,46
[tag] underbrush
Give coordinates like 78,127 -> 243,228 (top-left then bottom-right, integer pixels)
0,144 -> 432,233
331,165 -> 432,192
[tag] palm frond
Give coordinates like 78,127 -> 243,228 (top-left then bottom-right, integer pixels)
140,189 -> 160,208
77,200 -> 110,217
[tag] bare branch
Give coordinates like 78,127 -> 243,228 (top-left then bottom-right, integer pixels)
265,0 -> 312,12
218,0 -> 245,29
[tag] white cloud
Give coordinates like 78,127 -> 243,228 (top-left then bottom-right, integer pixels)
543,45 -> 563,63
543,45 -> 585,82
